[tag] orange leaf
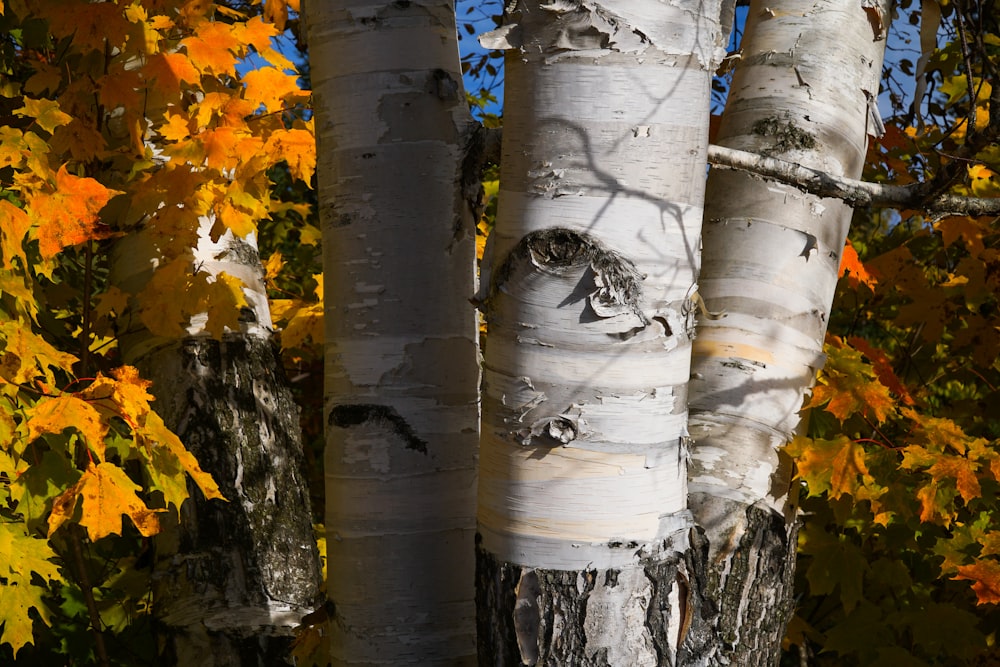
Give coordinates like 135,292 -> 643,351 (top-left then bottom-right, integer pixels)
954,560 -> 1000,605
182,20 -> 240,75
29,166 -> 119,259
143,52 -> 200,96
243,67 -> 306,113
264,126 -> 315,183
808,339 -> 896,424
847,336 -> 914,406
838,239 -> 877,290
786,434 -> 872,500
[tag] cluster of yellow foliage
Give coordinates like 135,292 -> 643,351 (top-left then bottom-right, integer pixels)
0,0 -> 312,656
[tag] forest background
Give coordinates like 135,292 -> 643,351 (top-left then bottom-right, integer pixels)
1,0 -> 1000,665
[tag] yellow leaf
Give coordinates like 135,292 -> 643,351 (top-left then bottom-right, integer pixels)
51,463 -> 161,541
14,98 -> 72,134
244,67 -> 306,113
182,20 -> 240,75
0,321 -> 79,385
263,251 -> 284,280
140,411 -> 225,502
0,522 -> 60,656
0,200 -> 30,270
264,126 -> 315,183
26,395 -> 108,461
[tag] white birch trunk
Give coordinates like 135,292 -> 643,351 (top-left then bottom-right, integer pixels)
475,2 -> 726,663
306,2 -> 480,664
683,0 -> 890,660
111,220 -> 322,666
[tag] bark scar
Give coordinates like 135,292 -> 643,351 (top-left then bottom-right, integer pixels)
327,404 -> 428,453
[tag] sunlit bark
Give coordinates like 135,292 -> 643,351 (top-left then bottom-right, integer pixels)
686,0 -> 890,661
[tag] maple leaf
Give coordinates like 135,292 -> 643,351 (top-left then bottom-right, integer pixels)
13,98 -> 72,134
847,336 -> 914,406
182,20 -> 240,75
244,67 -> 306,113
0,522 -> 61,656
26,395 -> 108,461
265,126 -> 316,183
49,462 -> 161,541
953,559 -> 1000,604
143,52 -> 200,97
0,321 -> 79,385
807,337 -> 895,423
29,166 -> 120,260
786,434 -> 873,499
0,200 -> 30,270
839,239 -> 877,290
139,411 -> 225,503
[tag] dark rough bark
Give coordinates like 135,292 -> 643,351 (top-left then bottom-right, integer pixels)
476,537 -> 689,667
133,334 -> 322,666
476,505 -> 797,667
681,503 -> 799,666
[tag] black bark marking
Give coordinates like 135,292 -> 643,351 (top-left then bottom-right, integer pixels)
798,231 -> 818,261
328,403 -> 428,454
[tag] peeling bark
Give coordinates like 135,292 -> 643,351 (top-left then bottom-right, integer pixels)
686,0 -> 891,662
476,0 -> 728,663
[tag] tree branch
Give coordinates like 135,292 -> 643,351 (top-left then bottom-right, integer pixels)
707,143 -> 1000,216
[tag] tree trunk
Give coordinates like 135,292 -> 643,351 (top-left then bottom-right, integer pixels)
306,2 -> 481,664
685,0 -> 890,662
112,220 -> 322,666
474,2 -> 727,664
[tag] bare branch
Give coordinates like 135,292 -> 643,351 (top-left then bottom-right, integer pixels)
707,144 -> 1000,216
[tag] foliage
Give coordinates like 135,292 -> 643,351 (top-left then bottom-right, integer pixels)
782,4 -> 1000,663
0,0 -> 311,661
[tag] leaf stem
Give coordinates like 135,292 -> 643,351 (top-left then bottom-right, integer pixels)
70,524 -> 110,667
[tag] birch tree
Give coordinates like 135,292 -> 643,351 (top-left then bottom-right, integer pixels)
473,2 -> 728,663
306,2 -> 482,664
685,0 -> 890,661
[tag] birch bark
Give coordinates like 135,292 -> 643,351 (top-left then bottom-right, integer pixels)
306,2 -> 481,664
111,220 -> 322,666
474,2 -> 726,663
685,0 -> 890,661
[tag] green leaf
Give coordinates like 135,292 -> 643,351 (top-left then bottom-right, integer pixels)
0,522 -> 60,656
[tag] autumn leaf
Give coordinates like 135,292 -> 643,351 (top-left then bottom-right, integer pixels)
0,522 -> 61,656
14,98 -> 72,134
953,559 -> 1000,605
264,126 -> 316,183
26,395 -> 108,461
839,239 -> 877,290
49,462 -> 161,541
807,337 -> 896,423
143,52 -> 200,96
29,166 -> 120,259
244,67 -> 306,113
139,411 -> 224,503
786,434 -> 874,500
0,200 -> 31,270
847,336 -> 914,406
181,20 -> 240,75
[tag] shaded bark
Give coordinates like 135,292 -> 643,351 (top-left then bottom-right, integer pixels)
307,1 -> 480,663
